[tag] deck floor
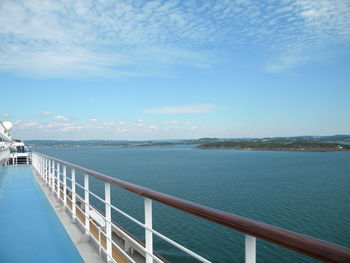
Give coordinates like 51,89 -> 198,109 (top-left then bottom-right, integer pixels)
0,166 -> 84,263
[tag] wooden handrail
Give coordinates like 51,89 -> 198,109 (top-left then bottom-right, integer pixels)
33,151 -> 350,262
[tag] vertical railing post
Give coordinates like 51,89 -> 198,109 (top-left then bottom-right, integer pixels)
71,169 -> 76,220
105,182 -> 112,261
57,162 -> 60,199
40,156 -> 43,177
51,160 -> 56,193
41,156 -> 43,178
44,157 -> 49,184
49,159 -> 51,187
48,159 -> 52,189
42,156 -> 45,180
39,155 -> 41,178
39,156 -> 42,178
37,155 -> 40,175
63,165 -> 67,207
145,198 -> 153,263
245,235 -> 256,263
45,158 -> 48,184
47,158 -> 49,185
84,173 -> 90,234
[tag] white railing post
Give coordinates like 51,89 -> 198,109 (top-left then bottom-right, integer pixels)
47,158 -> 49,185
42,156 -> 44,180
41,156 -> 43,178
145,198 -> 153,263
36,155 -> 39,174
39,156 -> 42,178
71,169 -> 76,220
57,162 -> 60,199
51,160 -> 55,192
98,227 -> 102,255
39,155 -> 41,174
44,157 -> 49,184
105,182 -> 112,261
49,159 -> 52,189
45,158 -> 48,184
245,235 -> 256,263
84,173 -> 90,234
63,165 -> 67,207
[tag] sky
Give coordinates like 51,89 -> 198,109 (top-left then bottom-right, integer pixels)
0,0 -> 349,140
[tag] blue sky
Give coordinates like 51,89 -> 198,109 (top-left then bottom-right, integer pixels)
0,0 -> 349,140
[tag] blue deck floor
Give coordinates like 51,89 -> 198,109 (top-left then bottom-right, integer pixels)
0,166 -> 84,263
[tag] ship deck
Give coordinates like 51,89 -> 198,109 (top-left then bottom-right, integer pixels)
0,166 -> 84,263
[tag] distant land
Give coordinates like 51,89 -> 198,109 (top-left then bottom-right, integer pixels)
24,135 -> 350,152
196,141 -> 350,152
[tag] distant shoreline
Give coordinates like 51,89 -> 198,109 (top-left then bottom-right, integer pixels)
25,135 -> 350,151
195,146 -> 350,152
195,141 -> 350,152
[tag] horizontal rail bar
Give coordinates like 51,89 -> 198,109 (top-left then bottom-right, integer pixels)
63,182 -> 209,263
33,152 -> 350,263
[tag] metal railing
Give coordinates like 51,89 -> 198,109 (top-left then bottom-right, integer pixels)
0,147 -> 10,165
10,152 -> 31,165
31,152 -> 350,263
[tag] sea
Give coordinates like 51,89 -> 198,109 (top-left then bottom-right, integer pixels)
33,145 -> 350,263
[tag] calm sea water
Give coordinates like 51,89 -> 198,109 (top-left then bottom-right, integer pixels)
33,145 -> 350,263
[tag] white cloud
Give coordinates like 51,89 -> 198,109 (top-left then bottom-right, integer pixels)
42,111 -> 50,116
1,0 -> 349,77
47,122 -> 69,129
265,55 -> 310,73
11,117 -> 207,139
145,104 -> 215,114
116,127 -> 135,133
1,113 -> 12,118
54,115 -> 69,121
144,125 -> 159,133
103,121 -> 117,126
165,120 -> 192,126
0,0 -> 213,78
132,123 -> 144,127
18,121 -> 43,130
61,125 -> 85,132
89,118 -> 97,122
264,0 -> 350,72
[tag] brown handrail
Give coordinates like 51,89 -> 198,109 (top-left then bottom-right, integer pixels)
33,151 -> 350,262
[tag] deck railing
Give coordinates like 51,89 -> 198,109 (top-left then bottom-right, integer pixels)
31,151 -> 350,263
10,152 -> 31,165
0,147 -> 10,165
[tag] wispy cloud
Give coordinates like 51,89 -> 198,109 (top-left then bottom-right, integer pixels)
0,0 -> 349,77
144,104 -> 215,114
42,111 -> 50,117
53,115 -> 69,121
264,0 -> 350,72
1,113 -> 12,118
0,0 -> 213,78
13,118 -> 205,139
89,118 -> 97,122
